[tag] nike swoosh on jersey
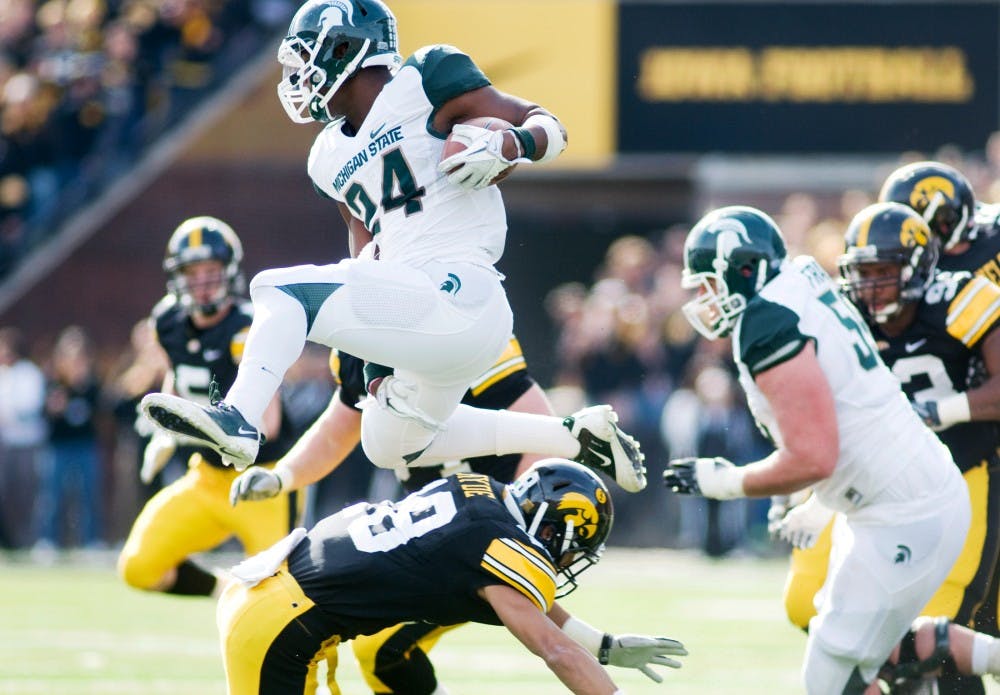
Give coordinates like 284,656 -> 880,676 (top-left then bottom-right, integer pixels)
370,122 -> 388,139
905,338 -> 928,352
203,349 -> 223,361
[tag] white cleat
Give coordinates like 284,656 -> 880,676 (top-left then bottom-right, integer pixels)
563,405 -> 647,492
139,393 -> 260,471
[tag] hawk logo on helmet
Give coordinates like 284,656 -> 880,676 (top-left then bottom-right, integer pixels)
557,492 -> 600,539
900,216 -> 930,247
911,176 -> 957,215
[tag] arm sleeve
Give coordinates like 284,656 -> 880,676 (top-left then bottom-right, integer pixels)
479,537 -> 557,613
405,44 -> 491,109
738,299 -> 811,377
946,275 -> 1000,348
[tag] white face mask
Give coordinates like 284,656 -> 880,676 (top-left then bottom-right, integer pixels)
680,269 -> 746,340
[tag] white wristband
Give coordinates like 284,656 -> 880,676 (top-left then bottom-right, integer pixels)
522,113 -> 566,163
718,464 -> 747,500
937,393 -> 971,428
561,616 -> 604,656
697,460 -> 746,500
273,465 -> 295,492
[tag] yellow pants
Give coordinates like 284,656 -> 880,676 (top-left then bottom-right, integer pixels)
218,568 -> 341,695
118,456 -> 296,590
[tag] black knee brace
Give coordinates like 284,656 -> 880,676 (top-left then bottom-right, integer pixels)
888,617 -> 957,692
166,559 -> 217,596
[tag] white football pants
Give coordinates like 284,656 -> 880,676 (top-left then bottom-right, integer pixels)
802,468 -> 970,694
226,257 -> 515,468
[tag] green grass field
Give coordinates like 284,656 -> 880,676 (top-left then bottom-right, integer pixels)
2,548 -> 998,694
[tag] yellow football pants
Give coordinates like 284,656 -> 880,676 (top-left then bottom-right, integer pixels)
118,456 -> 296,590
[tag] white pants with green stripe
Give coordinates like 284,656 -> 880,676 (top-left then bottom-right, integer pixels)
228,257 -> 513,468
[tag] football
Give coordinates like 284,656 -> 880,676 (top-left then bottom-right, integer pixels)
441,116 -> 517,184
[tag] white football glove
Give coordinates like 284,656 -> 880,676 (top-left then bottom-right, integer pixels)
766,488 -> 812,537
140,432 -> 177,484
437,125 -> 523,190
599,634 -> 688,683
777,493 -> 835,549
229,467 -> 284,506
663,456 -> 745,500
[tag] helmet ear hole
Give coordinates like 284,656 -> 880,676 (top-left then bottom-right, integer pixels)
333,41 -> 350,60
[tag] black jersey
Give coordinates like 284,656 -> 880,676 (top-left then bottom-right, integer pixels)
937,203 -> 1000,282
874,271 -> 1000,471
152,295 -> 295,465
287,473 -> 557,640
332,338 -> 535,490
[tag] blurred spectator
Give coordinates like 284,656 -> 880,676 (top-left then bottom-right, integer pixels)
0,326 -> 48,549
36,325 -> 104,551
103,317 -> 169,540
660,361 -> 768,556
0,0 -> 294,282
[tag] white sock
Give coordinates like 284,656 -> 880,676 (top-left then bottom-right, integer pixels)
971,632 -> 1000,675
495,409 -> 579,458
225,285 -> 307,427
417,407 -> 578,463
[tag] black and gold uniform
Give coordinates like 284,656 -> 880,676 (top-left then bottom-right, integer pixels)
218,474 -> 558,694
333,337 -> 537,694
118,295 -> 300,595
785,270 -> 1000,636
937,203 -> 1000,282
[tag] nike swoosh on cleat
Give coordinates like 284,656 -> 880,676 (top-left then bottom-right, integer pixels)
237,426 -> 258,437
590,450 -> 612,468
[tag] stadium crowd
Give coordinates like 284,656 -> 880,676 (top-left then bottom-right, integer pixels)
0,0 -> 293,279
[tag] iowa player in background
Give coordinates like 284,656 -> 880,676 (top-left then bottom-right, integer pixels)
778,203 -> 1000,693
231,340 -> 643,695
219,460 -> 687,694
118,217 -> 299,598
881,161 -> 1000,642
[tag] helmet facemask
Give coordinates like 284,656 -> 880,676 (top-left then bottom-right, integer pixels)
839,202 -> 939,326
276,0 -> 400,124
507,460 -> 613,598
167,261 -> 238,317
879,162 -> 975,253
920,189 -> 970,252
839,254 -> 912,324
680,206 -> 787,340
277,33 -> 372,124
680,260 -> 761,340
164,217 -> 245,317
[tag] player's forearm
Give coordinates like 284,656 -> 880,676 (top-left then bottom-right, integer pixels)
740,448 -> 833,497
966,379 -> 1000,422
274,398 -> 362,491
544,645 -> 620,695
